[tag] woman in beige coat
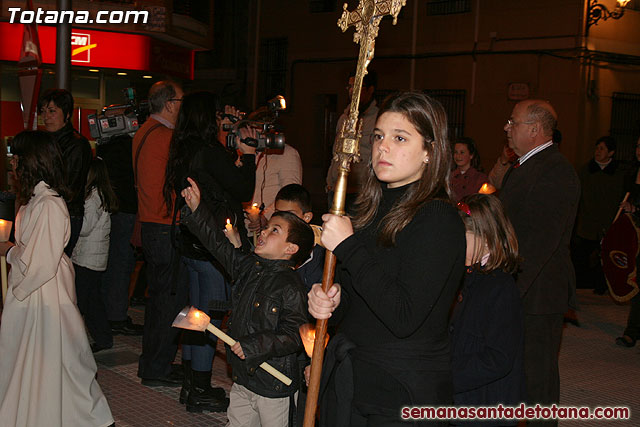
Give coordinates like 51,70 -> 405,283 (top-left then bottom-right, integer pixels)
0,131 -> 113,427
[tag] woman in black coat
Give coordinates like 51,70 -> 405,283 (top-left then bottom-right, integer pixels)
163,92 -> 256,413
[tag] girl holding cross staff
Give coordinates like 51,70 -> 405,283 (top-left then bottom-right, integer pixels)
309,91 -> 466,426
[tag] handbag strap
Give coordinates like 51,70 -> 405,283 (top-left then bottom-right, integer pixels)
133,122 -> 163,189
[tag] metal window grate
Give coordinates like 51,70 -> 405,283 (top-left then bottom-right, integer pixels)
259,38 -> 288,104
610,92 -> 640,163
374,89 -> 466,140
425,89 -> 466,139
427,0 -> 471,16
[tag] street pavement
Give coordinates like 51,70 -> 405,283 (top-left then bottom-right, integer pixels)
95,289 -> 638,426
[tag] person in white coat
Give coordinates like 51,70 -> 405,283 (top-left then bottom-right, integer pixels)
0,131 -> 113,427
72,157 -> 119,353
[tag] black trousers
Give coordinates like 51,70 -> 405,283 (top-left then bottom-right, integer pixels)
65,215 -> 83,257
571,235 -> 606,291
523,313 -> 564,427
75,264 -> 112,348
137,222 -> 189,379
624,293 -> 640,340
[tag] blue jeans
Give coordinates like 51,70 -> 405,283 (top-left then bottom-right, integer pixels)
181,257 -> 228,372
101,212 -> 136,322
137,222 -> 189,379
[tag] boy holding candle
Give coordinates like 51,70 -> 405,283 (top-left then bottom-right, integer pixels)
181,177 -> 314,427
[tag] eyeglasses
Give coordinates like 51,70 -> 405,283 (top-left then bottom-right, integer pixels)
506,118 -> 535,127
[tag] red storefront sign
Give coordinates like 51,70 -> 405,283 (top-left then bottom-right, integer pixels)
0,22 -> 194,79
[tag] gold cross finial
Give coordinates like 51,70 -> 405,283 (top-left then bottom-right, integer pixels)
330,0 -> 406,201
338,0 -> 405,43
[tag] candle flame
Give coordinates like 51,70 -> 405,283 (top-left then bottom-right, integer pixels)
478,182 -> 496,194
226,218 -> 231,225
252,203 -> 258,208
299,324 -> 329,358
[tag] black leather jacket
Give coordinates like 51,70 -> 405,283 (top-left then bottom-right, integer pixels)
51,122 -> 92,217
182,203 -> 307,398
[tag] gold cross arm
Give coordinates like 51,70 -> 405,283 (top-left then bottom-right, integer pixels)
338,0 -> 405,43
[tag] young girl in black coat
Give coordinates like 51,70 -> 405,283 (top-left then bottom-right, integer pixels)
450,194 -> 525,426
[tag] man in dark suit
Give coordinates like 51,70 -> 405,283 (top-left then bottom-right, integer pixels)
499,99 -> 580,426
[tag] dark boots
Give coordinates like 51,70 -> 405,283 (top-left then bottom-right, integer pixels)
179,360 -> 192,404
185,369 -> 229,413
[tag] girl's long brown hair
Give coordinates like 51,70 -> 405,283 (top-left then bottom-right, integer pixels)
352,91 -> 453,246
11,130 -> 70,205
86,157 -> 118,213
458,193 -> 520,274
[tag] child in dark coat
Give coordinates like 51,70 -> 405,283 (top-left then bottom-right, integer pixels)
181,177 -> 314,427
274,184 -> 325,291
450,194 -> 525,426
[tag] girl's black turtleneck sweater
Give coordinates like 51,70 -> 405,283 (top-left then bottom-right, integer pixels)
331,182 -> 466,408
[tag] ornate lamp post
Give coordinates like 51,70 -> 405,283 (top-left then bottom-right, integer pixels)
586,0 -> 631,35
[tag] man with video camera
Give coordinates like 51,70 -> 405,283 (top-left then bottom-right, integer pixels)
224,97 -> 302,231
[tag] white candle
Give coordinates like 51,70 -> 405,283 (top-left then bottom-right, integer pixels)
247,203 -> 260,222
0,220 -> 12,242
1,256 -> 6,304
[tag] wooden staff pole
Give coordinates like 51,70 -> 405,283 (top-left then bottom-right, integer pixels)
613,192 -> 630,224
303,170 -> 348,426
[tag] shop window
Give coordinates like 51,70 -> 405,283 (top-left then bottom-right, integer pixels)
310,0 -> 337,13
259,37 -> 288,104
72,73 -> 100,100
0,65 -> 20,102
427,0 -> 471,16
610,92 -> 640,163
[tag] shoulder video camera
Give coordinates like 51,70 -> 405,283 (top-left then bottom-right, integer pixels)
225,95 -> 286,151
87,88 -> 149,144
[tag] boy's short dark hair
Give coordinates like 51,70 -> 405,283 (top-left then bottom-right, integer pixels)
38,88 -> 74,122
275,184 -> 312,213
272,211 -> 314,267
596,135 -> 616,152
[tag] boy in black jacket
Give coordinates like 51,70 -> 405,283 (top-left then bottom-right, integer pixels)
181,177 -> 313,427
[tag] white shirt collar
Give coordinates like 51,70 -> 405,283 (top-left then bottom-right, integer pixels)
150,113 -> 174,130
518,141 -> 553,165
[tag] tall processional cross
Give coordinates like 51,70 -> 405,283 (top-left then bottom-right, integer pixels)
303,1 -> 406,426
